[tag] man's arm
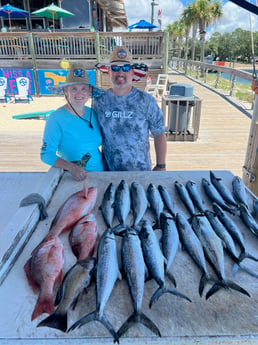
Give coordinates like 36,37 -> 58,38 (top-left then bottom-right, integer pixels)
152,133 -> 167,171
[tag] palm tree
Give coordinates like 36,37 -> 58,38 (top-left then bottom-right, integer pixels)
166,20 -> 185,63
181,3 -> 199,61
193,0 -> 223,64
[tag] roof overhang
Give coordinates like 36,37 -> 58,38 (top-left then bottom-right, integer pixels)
97,0 -> 128,28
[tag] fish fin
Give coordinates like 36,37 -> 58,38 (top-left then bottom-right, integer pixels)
55,270 -> 63,288
199,273 -> 209,297
206,283 -> 223,300
226,280 -> 251,297
37,311 -> 67,332
68,311 -> 119,343
117,311 -> 161,338
165,270 -> 177,287
31,294 -> 55,321
68,311 -> 96,332
206,280 -> 250,300
149,286 -> 191,308
55,281 -> 65,306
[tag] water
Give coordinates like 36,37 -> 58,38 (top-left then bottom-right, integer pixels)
211,71 -> 251,86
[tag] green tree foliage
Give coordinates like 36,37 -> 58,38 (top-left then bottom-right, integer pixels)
207,28 -> 258,62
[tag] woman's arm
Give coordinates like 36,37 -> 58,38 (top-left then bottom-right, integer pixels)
54,158 -> 88,181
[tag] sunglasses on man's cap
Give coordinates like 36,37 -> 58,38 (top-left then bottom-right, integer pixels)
110,64 -> 132,72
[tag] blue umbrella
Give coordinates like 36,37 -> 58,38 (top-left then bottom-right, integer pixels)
0,4 -> 29,31
128,19 -> 158,30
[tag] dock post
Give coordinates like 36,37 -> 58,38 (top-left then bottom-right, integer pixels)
243,121 -> 258,196
163,31 -> 169,74
95,32 -> 101,87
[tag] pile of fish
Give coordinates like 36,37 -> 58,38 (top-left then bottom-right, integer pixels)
24,171 -> 258,343
24,180 -> 99,323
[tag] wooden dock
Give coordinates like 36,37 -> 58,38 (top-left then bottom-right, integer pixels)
0,71 -> 252,177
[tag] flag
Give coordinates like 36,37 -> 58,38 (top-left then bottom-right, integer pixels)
158,9 -> 162,30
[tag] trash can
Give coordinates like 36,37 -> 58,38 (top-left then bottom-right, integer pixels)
169,83 -> 194,132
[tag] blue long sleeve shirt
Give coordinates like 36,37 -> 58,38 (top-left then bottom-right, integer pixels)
40,106 -> 104,171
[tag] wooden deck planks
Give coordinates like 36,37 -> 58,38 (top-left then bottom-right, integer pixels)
0,72 -> 252,177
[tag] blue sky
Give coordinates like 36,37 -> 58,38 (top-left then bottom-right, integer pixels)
123,0 -> 258,37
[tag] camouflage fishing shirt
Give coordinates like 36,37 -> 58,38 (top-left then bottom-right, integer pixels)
93,87 -> 165,171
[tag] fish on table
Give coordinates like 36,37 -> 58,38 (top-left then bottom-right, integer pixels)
114,179 -> 131,231
239,203 -> 258,237
24,235 -> 64,321
158,185 -> 176,217
147,183 -> 164,228
48,181 -> 98,238
176,212 -> 212,297
37,257 -> 96,332
186,180 -> 206,214
202,178 -> 235,215
100,182 -> 116,229
68,228 -> 121,343
213,203 -> 258,264
232,175 -> 249,209
69,213 -> 99,261
209,171 -> 238,207
131,181 -> 148,228
205,209 -> 239,263
160,212 -> 179,286
175,180 -> 196,217
117,227 -> 161,339
191,214 -> 250,300
139,219 -> 191,308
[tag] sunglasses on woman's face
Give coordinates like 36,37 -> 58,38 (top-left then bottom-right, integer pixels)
110,64 -> 132,72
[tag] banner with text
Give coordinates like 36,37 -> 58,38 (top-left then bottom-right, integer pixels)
0,68 -> 35,95
37,69 -> 96,95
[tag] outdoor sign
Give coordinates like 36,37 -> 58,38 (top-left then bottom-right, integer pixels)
0,68 -> 35,95
37,69 -> 96,95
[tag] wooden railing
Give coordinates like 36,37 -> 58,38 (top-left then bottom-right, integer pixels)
0,31 -> 164,61
171,58 -> 253,109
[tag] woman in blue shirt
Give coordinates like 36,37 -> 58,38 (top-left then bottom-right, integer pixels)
40,63 -> 104,181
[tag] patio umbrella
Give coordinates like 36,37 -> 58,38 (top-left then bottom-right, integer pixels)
0,3 -> 29,31
32,3 -> 75,31
128,19 -> 158,30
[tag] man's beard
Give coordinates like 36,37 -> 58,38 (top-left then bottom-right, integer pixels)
113,76 -> 131,89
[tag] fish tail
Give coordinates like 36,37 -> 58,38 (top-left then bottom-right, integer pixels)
206,280 -> 250,300
37,311 -> 67,332
199,273 -> 210,297
149,285 -> 191,308
117,311 -> 161,338
205,283 -> 224,300
165,269 -> 177,287
31,294 -> 55,321
226,280 -> 251,297
68,311 -> 119,343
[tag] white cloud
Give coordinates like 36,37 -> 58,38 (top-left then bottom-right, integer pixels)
209,2 -> 258,36
124,0 -> 184,30
123,0 -> 258,35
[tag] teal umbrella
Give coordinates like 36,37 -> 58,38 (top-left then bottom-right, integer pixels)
32,3 -> 74,31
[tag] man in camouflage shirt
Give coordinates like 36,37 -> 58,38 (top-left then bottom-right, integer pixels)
94,46 -> 167,171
